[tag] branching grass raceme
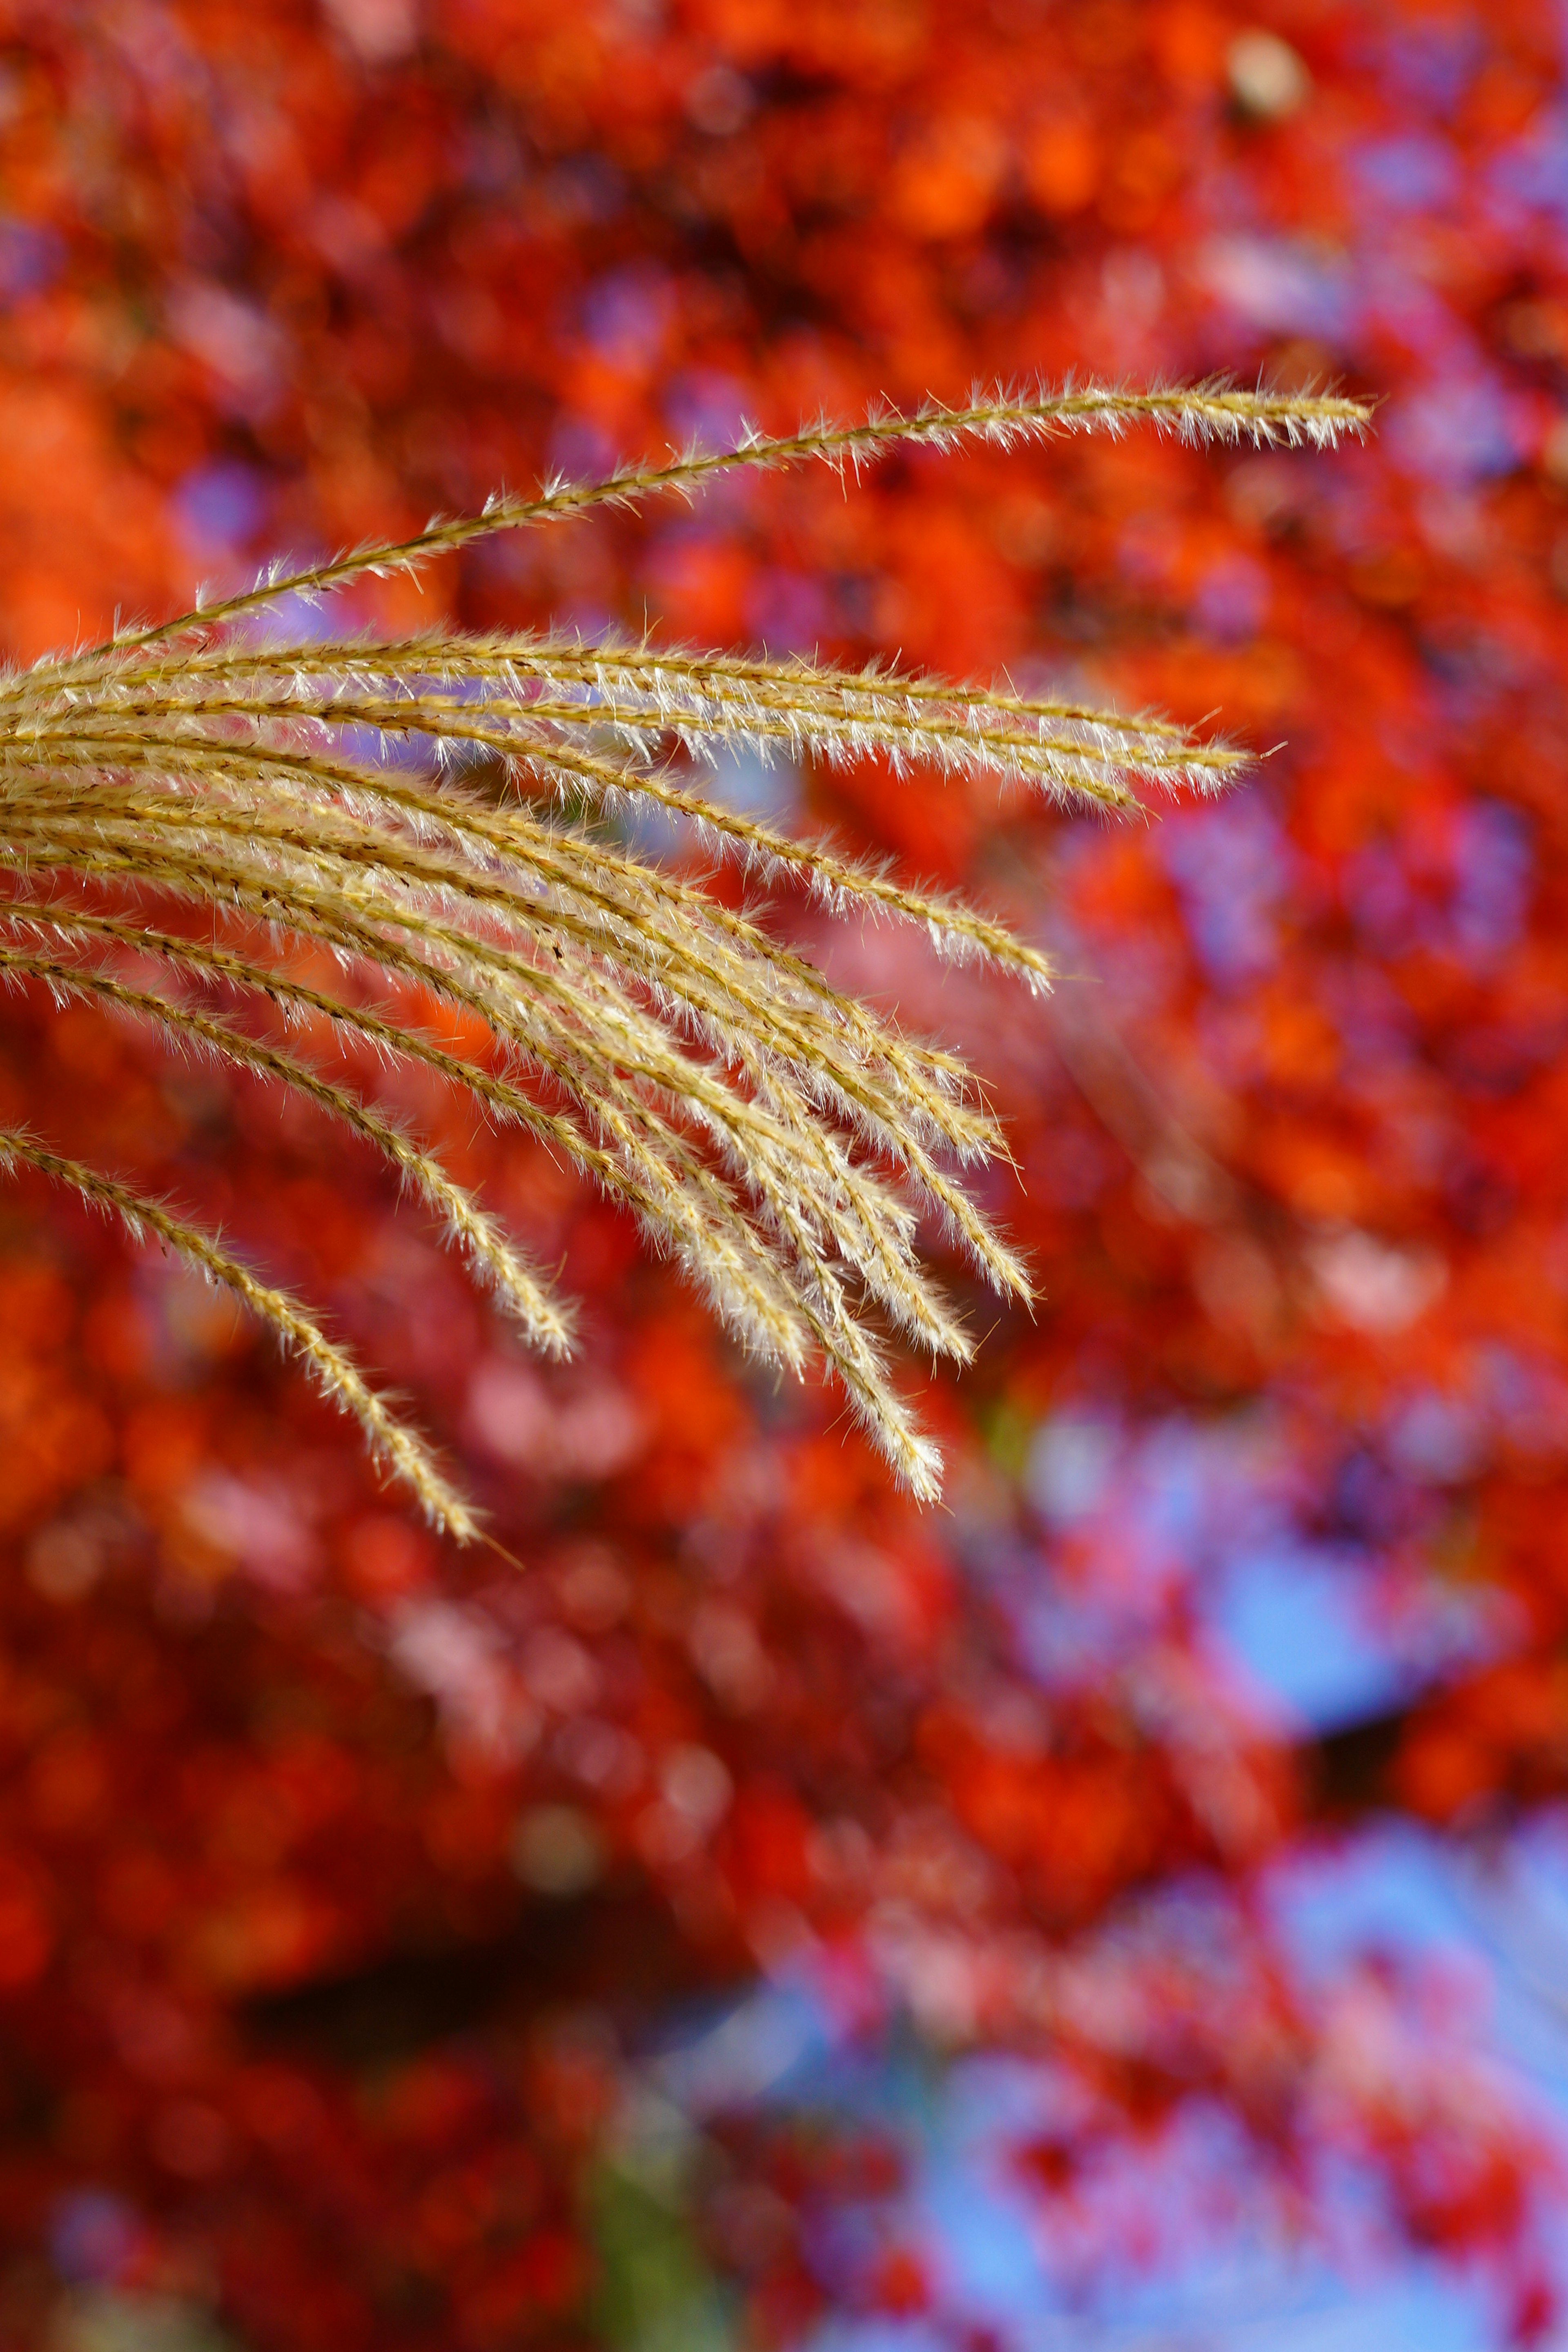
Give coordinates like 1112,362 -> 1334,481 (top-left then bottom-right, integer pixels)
0,381 -> 1370,1535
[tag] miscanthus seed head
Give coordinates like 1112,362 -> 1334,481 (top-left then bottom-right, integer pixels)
0,381 -> 1370,1535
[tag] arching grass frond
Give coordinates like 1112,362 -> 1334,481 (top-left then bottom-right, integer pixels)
0,384 -> 1369,1532
0,1129 -> 476,1537
76,381 -> 1370,652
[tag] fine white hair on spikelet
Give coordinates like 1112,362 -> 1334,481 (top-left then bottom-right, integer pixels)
0,383 -> 1371,1533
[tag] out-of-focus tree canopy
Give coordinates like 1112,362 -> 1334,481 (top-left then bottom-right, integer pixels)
3,3 -> 1568,2346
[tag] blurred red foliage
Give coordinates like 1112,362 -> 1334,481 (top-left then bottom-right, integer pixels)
2,1 -> 1568,2345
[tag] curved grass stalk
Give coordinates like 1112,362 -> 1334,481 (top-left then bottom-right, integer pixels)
40,679 -> 1205,808
81,635 -> 1243,829
83,382 -> 1369,655
92,633 -> 1217,758
516,733 -> 1062,991
0,1129 -> 475,1535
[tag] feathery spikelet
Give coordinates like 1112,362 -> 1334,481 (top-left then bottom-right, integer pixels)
0,383 -> 1370,1532
0,1131 -> 479,1539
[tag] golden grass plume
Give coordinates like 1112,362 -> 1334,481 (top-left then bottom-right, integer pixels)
0,381 -> 1370,1533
